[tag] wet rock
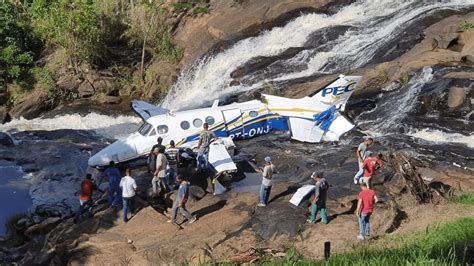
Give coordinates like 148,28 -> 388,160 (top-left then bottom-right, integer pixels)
31,215 -> 45,225
0,132 -> 15,147
98,95 -> 122,105
56,75 -> 80,92
24,217 -> 61,238
0,105 -> 9,124
15,218 -> 31,230
8,90 -> 50,119
77,82 -> 95,98
447,87 -> 467,109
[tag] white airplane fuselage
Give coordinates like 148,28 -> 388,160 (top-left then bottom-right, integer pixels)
88,75 -> 362,167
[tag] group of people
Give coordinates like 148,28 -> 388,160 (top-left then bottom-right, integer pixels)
75,123 -> 219,225
255,137 -> 382,241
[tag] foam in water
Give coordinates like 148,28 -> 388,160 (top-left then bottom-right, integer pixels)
408,129 -> 474,148
162,0 -> 472,110
0,113 -> 141,139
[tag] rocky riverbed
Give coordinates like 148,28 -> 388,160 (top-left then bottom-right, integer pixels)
0,0 -> 473,264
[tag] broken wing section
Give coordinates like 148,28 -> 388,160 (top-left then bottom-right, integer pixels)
289,112 -> 355,143
131,100 -> 170,121
208,137 -> 237,173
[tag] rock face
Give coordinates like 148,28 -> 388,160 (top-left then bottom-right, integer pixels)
8,90 -> 50,119
24,217 -> 61,238
174,0 -> 336,65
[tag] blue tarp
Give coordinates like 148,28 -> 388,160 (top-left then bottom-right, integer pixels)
313,105 -> 336,131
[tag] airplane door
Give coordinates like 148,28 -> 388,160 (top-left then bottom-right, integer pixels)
222,109 -> 244,139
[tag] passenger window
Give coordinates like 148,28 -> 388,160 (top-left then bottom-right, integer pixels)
180,121 -> 190,130
157,125 -> 169,134
249,111 -> 258,117
149,128 -> 156,136
205,116 -> 215,125
193,118 -> 203,128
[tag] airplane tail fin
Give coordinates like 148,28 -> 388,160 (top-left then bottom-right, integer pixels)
311,75 -> 363,110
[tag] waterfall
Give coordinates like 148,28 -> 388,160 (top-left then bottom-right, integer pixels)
162,0 -> 472,110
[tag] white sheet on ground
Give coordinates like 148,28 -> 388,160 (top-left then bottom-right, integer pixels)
289,185 -> 315,206
208,140 -> 237,173
289,118 -> 324,143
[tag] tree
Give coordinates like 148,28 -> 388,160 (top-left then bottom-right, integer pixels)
0,1 -> 36,84
30,0 -> 101,74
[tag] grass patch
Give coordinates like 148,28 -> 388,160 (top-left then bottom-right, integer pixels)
399,72 -> 410,86
458,20 -> 474,32
259,217 -> 474,265
193,6 -> 209,15
376,69 -> 389,84
173,2 -> 193,11
452,192 -> 474,205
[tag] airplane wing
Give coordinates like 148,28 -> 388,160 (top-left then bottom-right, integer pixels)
131,100 -> 170,121
208,137 -> 237,173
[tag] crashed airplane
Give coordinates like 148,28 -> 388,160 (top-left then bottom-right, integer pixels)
88,75 -> 362,172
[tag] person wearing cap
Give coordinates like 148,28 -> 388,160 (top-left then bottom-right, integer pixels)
354,138 -> 374,184
153,146 -> 168,195
257,156 -> 277,207
196,123 -> 217,172
307,172 -> 329,224
361,152 -> 383,189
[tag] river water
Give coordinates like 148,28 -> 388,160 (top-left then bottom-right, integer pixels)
0,0 -> 473,237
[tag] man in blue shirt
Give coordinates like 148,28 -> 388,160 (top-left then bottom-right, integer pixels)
101,161 -> 122,208
169,175 -> 197,225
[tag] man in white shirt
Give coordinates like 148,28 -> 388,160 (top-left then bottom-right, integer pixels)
120,168 -> 137,223
258,156 -> 277,207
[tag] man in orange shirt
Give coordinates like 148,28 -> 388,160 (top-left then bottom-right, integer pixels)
361,151 -> 383,189
74,174 -> 103,223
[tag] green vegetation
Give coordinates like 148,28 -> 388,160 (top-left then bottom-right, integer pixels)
452,192 -> 474,205
376,69 -> 389,84
0,1 -> 39,84
173,2 -> 193,11
458,20 -> 474,32
30,0 -> 101,73
193,6 -> 209,15
399,72 -> 410,86
258,217 -> 474,265
5,212 -> 28,245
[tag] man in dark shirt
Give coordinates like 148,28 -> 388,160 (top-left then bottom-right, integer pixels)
101,161 -> 122,208
169,175 -> 197,225
307,172 -> 329,224
165,140 -> 180,189
148,137 -> 165,173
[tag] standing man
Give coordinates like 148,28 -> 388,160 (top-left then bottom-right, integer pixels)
101,161 -> 122,208
307,172 -> 329,224
196,123 -> 217,172
153,146 -> 168,195
361,151 -> 383,189
120,168 -> 138,223
169,175 -> 197,225
148,137 -> 164,174
165,140 -> 180,189
74,174 -> 103,223
356,182 -> 378,240
258,156 -> 277,207
354,137 -> 374,184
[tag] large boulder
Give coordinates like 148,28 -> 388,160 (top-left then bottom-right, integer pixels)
447,87 -> 467,109
77,81 -> 95,98
8,90 -> 50,119
0,105 -> 9,123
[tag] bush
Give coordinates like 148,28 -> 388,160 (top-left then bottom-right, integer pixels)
193,6 -> 209,15
173,2 -> 193,11
399,72 -> 410,86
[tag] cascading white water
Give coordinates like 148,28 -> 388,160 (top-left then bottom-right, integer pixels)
0,113 -> 141,139
162,0 -> 473,110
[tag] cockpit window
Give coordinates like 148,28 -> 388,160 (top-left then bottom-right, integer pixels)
138,123 -> 152,136
149,128 -> 156,136
157,125 -> 169,134
249,111 -> 258,117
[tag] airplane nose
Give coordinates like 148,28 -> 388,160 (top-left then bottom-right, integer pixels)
88,139 -> 138,167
